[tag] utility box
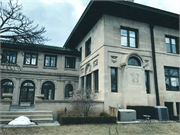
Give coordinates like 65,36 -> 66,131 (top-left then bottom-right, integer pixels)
118,109 -> 136,121
154,106 -> 169,121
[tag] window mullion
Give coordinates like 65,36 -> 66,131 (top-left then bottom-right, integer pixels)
127,30 -> 130,47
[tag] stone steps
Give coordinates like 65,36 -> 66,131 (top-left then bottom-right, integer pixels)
0,111 -> 54,124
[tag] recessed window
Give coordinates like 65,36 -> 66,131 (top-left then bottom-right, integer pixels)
1,50 -> 17,64
111,68 -> 117,92
165,36 -> 178,54
24,53 -> 38,66
145,71 -> 150,94
1,79 -> 14,99
94,70 -> 99,93
121,28 -> 137,48
44,55 -> 57,67
176,102 -> 179,115
165,102 -> 174,115
164,67 -> 179,91
86,73 -> 91,89
42,81 -> 55,100
65,57 -> 75,69
65,84 -> 73,98
81,76 -> 84,88
128,57 -> 141,66
85,38 -> 91,57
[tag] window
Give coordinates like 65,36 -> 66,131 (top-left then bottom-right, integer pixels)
165,102 -> 174,115
145,71 -> 150,94
176,102 -> 179,115
81,77 -> 84,88
121,28 -> 137,48
44,55 -> 57,67
1,50 -> 17,64
42,81 -> 55,100
128,57 -> 141,66
65,84 -> 73,98
86,74 -> 91,89
94,70 -> 99,93
85,38 -> 91,57
165,36 -> 178,54
111,68 -> 117,92
164,67 -> 179,91
24,53 -> 38,65
1,79 -> 13,99
65,57 -> 75,68
80,47 -> 82,61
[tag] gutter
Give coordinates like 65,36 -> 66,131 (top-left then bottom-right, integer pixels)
149,24 -> 160,106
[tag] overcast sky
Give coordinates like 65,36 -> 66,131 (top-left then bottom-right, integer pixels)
2,0 -> 180,47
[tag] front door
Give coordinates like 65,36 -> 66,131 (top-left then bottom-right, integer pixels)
19,81 -> 35,104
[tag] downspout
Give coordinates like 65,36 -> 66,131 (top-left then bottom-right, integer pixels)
149,24 -> 160,106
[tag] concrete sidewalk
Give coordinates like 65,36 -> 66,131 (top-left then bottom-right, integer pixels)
0,121 -> 60,128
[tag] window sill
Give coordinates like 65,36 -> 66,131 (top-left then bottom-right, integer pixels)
23,65 -> 38,68
64,68 -> 77,71
43,66 -> 57,70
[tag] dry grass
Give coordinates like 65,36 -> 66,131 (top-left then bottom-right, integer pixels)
0,122 -> 180,135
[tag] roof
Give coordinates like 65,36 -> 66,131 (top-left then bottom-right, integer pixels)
1,40 -> 80,56
63,0 -> 179,48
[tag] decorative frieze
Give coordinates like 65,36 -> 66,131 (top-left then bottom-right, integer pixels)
130,72 -> 139,83
93,59 -> 98,67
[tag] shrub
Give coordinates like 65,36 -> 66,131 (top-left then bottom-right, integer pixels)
127,105 -> 155,119
100,112 -> 110,117
58,115 -> 116,125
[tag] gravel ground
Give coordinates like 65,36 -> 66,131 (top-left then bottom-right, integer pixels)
0,121 -> 180,135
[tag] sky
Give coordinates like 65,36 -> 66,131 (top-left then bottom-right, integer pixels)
2,0 -> 180,47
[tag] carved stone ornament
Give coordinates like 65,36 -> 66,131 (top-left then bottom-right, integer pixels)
130,72 -> 139,83
111,56 -> 118,63
143,60 -> 149,68
93,59 -> 98,67
85,63 -> 91,74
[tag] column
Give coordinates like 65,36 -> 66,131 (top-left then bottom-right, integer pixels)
173,102 -> 177,116
12,78 -> 20,105
91,72 -> 94,91
84,76 -> 86,89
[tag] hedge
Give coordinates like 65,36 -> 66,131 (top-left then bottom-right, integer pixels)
58,115 -> 116,125
127,105 -> 155,119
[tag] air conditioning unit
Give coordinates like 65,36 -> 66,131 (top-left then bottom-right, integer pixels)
118,109 -> 136,121
154,106 -> 169,121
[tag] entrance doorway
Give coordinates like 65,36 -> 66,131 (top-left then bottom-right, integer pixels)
19,80 -> 35,105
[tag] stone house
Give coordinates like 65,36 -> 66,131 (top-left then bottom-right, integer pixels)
1,0 -> 179,120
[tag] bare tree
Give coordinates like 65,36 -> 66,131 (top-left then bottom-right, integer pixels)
69,87 -> 99,117
0,0 -> 49,44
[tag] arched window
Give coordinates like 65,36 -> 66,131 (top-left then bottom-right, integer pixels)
41,81 -> 55,100
1,79 -> 14,99
128,57 -> 141,66
65,84 -> 73,98
20,80 -> 35,104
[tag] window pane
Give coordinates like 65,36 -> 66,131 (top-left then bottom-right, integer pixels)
129,31 -> 135,37
121,36 -> 127,46
51,57 -> 56,66
25,54 -> 31,64
164,68 -> 169,75
170,77 -> 179,88
31,55 -> 37,65
165,38 -> 170,43
171,39 -> 176,45
121,29 -> 127,36
172,45 -> 177,54
130,37 -> 136,47
165,102 -> 174,115
45,56 -> 50,66
128,57 -> 141,66
166,43 -> 171,53
170,69 -> 178,76
111,68 -> 117,92
165,77 -> 170,89
176,102 -> 179,115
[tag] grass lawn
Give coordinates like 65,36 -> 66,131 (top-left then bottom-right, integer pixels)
0,122 -> 180,135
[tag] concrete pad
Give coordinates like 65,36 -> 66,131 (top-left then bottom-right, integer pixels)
117,121 -> 140,124
0,121 -> 60,128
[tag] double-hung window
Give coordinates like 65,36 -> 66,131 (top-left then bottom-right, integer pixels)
121,28 -> 137,48
165,36 -> 178,54
164,67 -> 179,91
111,67 -> 117,92
65,57 -> 75,69
1,50 -> 17,64
44,55 -> 57,67
24,53 -> 38,65
145,71 -> 150,94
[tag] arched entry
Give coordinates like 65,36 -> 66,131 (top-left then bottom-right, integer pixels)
41,81 -> 55,100
19,80 -> 35,104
